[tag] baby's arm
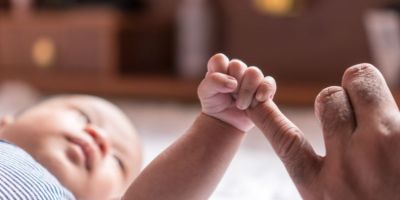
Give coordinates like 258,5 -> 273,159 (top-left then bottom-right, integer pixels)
122,54 -> 275,200
123,113 -> 244,200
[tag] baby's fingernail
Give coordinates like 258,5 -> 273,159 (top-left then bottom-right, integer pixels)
226,80 -> 237,89
236,101 -> 246,110
269,94 -> 275,99
227,75 -> 236,80
256,93 -> 264,101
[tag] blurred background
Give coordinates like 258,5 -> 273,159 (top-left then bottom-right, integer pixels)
0,0 -> 399,199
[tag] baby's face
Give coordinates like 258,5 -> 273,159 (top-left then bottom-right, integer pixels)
0,95 -> 142,199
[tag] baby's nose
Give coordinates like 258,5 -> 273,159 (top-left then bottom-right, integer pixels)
84,125 -> 110,157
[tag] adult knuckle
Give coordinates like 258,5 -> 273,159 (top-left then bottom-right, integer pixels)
376,114 -> 399,136
274,123 -> 304,160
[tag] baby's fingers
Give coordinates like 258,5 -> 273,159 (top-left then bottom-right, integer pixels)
198,73 -> 238,99
207,53 -> 229,74
227,59 -> 247,95
236,67 -> 264,110
256,76 -> 276,102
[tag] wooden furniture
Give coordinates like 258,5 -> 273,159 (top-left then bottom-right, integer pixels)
0,8 -> 192,101
1,0 -> 399,106
0,8 -> 119,77
0,0 -> 10,9
218,0 -> 395,84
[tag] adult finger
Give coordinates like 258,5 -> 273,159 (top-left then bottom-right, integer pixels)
314,86 -> 355,156
341,64 -> 399,130
248,101 -> 321,188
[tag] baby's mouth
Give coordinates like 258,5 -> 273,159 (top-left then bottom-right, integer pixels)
66,136 -> 97,171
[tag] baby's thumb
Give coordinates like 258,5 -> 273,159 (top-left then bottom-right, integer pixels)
247,101 -> 321,191
198,73 -> 238,100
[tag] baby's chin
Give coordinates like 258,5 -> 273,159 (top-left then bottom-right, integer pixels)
31,143 -> 90,197
34,145 -> 122,199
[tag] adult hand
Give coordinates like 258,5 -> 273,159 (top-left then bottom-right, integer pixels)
248,64 -> 400,199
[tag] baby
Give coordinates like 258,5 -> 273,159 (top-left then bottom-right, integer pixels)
0,95 -> 142,199
0,53 -> 275,200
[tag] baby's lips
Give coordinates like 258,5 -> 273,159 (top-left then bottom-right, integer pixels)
66,136 -> 98,171
81,142 -> 96,171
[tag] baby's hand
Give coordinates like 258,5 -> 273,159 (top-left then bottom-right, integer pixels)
198,53 -> 276,132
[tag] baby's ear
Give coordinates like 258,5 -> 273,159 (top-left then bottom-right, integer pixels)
0,116 -> 14,129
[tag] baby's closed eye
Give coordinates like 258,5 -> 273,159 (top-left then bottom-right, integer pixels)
114,155 -> 125,173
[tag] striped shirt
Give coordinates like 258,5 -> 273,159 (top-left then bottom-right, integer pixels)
0,140 -> 76,200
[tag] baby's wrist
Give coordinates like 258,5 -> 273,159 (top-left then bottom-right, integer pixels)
199,113 -> 245,135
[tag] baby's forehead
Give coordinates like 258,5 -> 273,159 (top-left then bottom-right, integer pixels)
41,95 -> 112,110
40,96 -> 123,118
34,95 -> 137,141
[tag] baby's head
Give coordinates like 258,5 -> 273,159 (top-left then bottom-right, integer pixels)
0,95 -> 142,199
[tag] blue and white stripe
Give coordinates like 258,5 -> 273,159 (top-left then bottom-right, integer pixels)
0,140 -> 75,200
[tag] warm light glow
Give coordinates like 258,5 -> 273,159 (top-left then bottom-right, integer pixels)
32,37 -> 56,69
254,0 -> 294,16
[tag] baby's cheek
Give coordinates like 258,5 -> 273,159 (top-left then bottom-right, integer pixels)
92,162 -> 126,197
